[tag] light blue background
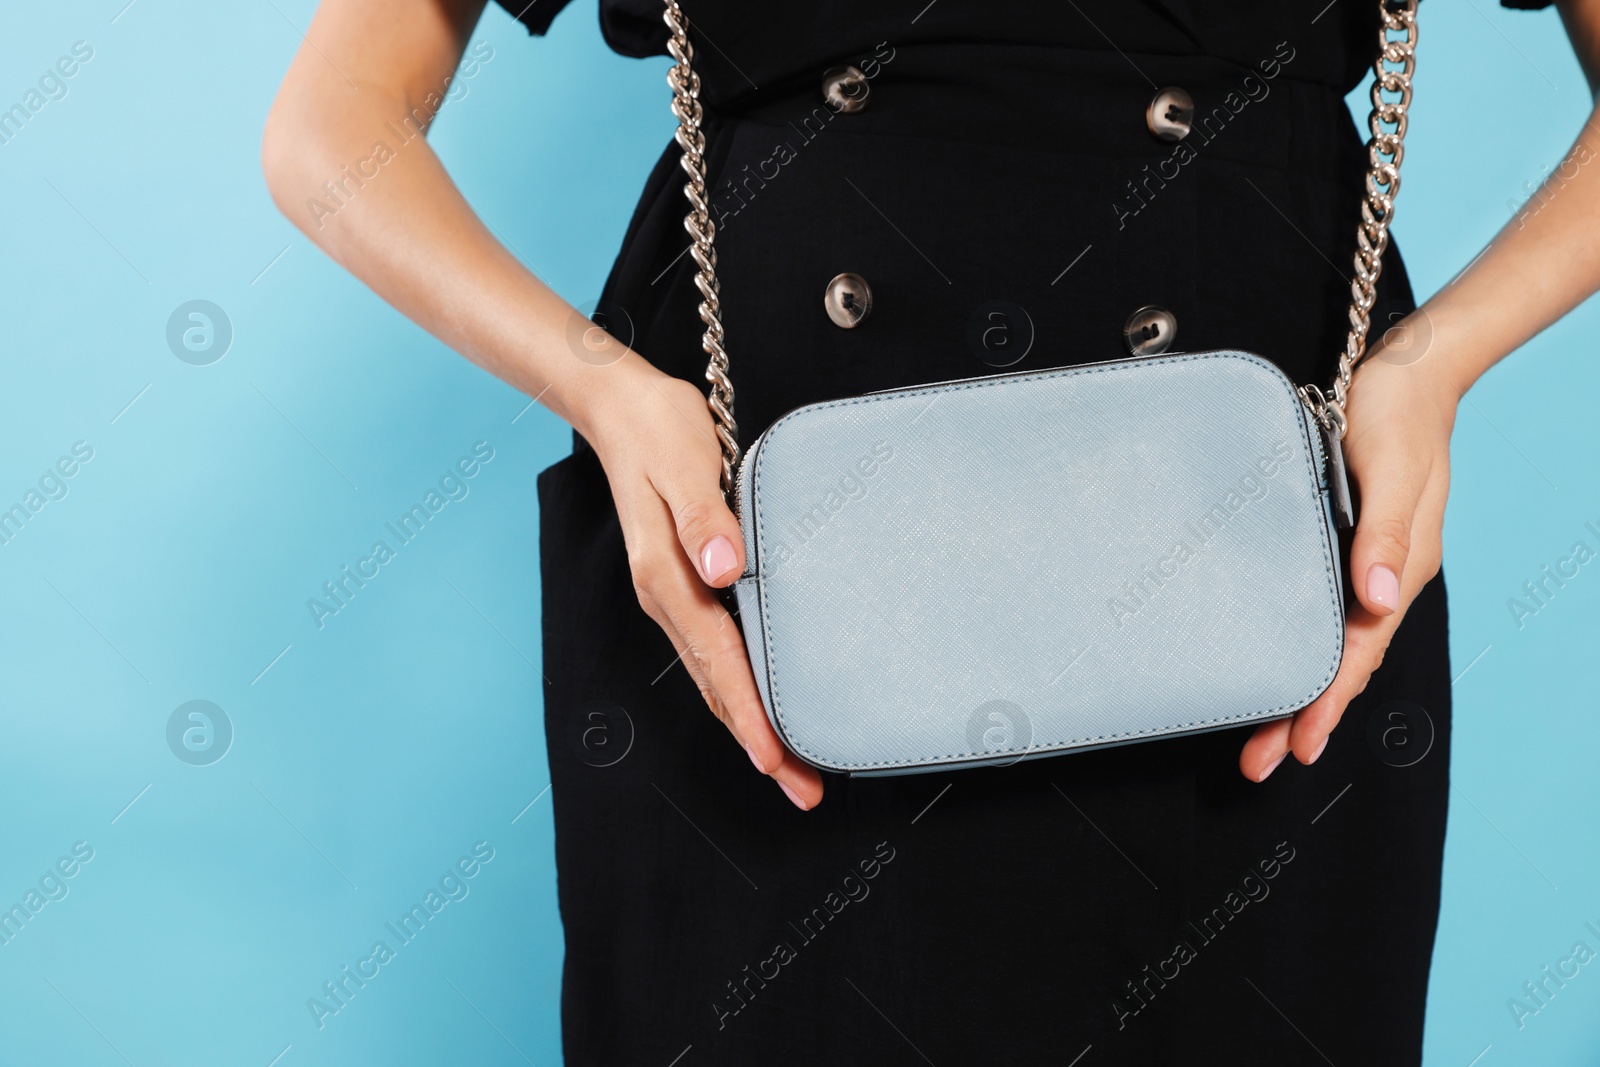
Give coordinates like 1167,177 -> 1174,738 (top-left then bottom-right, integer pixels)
0,2 -> 1595,1064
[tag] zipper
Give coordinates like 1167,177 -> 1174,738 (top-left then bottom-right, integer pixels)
1305,403 -> 1330,481
733,429 -> 763,568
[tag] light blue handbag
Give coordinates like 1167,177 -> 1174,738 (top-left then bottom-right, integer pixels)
660,0 -> 1416,774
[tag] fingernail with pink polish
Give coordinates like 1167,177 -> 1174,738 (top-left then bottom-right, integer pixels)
1309,736 -> 1329,765
778,781 -> 808,810
745,742 -> 765,775
1258,751 -> 1288,782
1367,563 -> 1400,615
700,535 -> 737,583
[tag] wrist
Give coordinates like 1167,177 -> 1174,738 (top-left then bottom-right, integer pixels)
1389,300 -> 1503,400
1347,352 -> 1457,445
1360,309 -> 1469,409
563,349 -> 668,450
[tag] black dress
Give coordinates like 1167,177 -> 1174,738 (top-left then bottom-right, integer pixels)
494,1 -> 1514,1062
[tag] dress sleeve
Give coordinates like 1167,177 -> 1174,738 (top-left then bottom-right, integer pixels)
492,0 -> 576,35
490,0 -> 668,57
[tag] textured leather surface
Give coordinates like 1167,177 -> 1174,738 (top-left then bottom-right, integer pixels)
734,350 -> 1345,775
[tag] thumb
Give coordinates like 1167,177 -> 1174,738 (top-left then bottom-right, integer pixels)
660,475 -> 746,589
1348,465 -> 1422,617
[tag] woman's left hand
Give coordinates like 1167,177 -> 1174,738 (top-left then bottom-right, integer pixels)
1240,321 -> 1459,781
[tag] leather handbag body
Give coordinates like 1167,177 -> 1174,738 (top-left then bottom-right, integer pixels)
659,0 -> 1419,775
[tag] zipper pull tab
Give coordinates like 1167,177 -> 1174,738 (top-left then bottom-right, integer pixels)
1323,424 -> 1356,530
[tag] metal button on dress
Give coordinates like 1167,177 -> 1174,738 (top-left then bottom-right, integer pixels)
1145,87 -> 1194,142
824,272 -> 873,328
1123,305 -> 1177,356
822,65 -> 871,113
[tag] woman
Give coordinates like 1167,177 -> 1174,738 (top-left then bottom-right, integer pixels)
263,0 -> 1597,1062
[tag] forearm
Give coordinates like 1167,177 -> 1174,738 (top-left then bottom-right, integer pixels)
1396,97 -> 1600,395
261,5 -> 640,440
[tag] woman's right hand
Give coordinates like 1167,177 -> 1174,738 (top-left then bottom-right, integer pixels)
579,354 -> 824,811
259,0 -> 820,810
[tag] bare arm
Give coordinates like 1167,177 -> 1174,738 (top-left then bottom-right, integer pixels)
261,0 -> 612,432
1557,0 -> 1600,93
1416,0 -> 1600,397
263,0 -> 824,809
1242,0 -> 1600,778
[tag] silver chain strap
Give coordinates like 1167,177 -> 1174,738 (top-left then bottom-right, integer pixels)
662,0 -> 1418,490
664,0 -> 738,493
1300,0 -> 1419,440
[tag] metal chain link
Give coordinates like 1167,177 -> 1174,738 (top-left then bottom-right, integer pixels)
664,0 -> 739,494
1300,0 -> 1419,440
664,0 -> 1417,490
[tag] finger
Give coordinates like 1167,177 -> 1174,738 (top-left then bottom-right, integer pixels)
1348,452 -> 1429,618
642,581 -> 824,808
768,747 -> 826,809
1289,475 -> 1447,764
1239,715 -> 1294,782
652,464 -> 746,589
682,594 -> 825,808
630,496 -> 822,809
1285,606 -> 1402,763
